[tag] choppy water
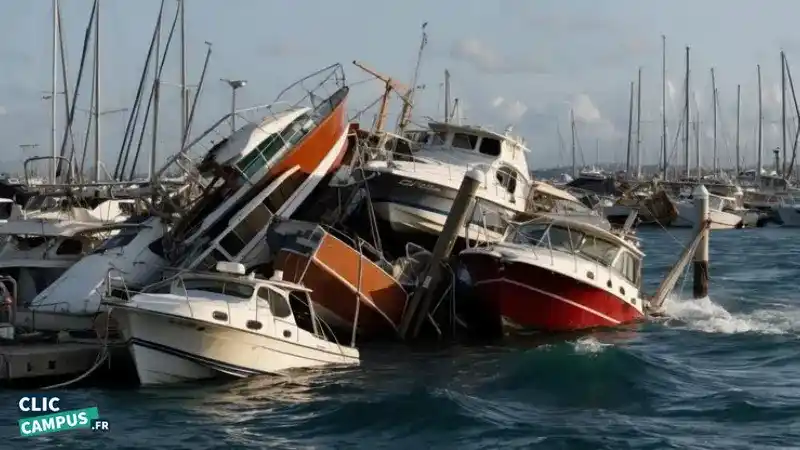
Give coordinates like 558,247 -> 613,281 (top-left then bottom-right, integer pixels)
2,227 -> 799,449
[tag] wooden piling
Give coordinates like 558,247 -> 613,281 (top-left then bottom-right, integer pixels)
692,184 -> 710,298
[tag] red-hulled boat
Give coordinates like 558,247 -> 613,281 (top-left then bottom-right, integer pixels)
459,213 -> 645,332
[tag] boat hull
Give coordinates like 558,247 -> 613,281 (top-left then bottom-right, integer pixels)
274,227 -> 408,337
365,170 -> 515,243
776,206 -> 800,227
116,307 -> 359,386
460,251 -> 644,332
672,203 -> 743,229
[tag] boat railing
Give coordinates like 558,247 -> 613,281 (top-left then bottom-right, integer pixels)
366,147 -> 533,206
154,63 -> 347,187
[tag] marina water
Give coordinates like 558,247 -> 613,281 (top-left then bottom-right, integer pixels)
1,227 -> 798,449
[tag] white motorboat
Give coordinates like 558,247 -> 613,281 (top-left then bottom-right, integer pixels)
360,122 -> 533,244
106,262 -> 359,386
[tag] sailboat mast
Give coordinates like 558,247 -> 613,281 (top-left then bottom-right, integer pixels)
781,50 -> 787,176
684,46 -> 690,179
570,109 -> 576,178
757,64 -> 763,185
150,9 -> 162,183
51,0 -> 59,184
736,84 -> 741,177
695,111 -> 701,178
93,0 -> 101,182
711,68 -> 717,175
661,35 -> 667,179
635,67 -> 643,179
625,81 -> 634,176
444,69 -> 450,124
180,0 -> 187,147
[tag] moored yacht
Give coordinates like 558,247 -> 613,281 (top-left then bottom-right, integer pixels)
459,213 -> 645,333
360,122 -> 533,246
105,262 -> 359,386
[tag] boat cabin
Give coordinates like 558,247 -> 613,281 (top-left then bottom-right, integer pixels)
504,215 -> 644,288
143,262 -> 330,341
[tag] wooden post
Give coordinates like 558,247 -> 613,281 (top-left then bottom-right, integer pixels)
398,168 -> 485,339
692,184 -> 709,298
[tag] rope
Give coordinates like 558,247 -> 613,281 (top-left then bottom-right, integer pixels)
39,307 -> 114,390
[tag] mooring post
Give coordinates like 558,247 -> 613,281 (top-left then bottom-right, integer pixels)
398,168 -> 485,340
692,184 -> 710,299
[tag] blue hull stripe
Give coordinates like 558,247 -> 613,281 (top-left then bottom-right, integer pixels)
370,198 -> 507,232
130,337 -> 266,378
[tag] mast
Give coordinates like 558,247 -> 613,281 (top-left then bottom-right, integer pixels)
150,8 -> 162,183
757,64 -> 763,185
695,110 -> 701,178
444,69 -> 450,124
635,67 -> 643,179
180,0 -> 187,148
51,0 -> 59,184
781,50 -> 787,176
711,68 -> 717,175
570,109 -> 576,178
684,46 -> 690,179
625,81 -> 634,176
736,84 -> 741,177
93,0 -> 100,182
661,35 -> 667,179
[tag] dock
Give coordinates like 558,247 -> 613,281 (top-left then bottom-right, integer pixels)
0,341 -> 103,383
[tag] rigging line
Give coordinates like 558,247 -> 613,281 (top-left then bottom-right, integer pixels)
129,0 -> 180,181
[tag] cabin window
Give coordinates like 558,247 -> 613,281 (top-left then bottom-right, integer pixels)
0,202 -> 13,220
496,167 -> 518,195
510,223 -> 548,246
429,132 -> 448,146
578,237 -> 619,267
91,231 -> 138,254
612,251 -> 639,285
236,112 -> 313,179
546,226 -> 584,252
55,238 -> 84,255
263,170 -> 309,212
452,133 -> 477,150
288,290 -> 315,333
219,203 -> 273,258
181,279 -> 254,299
198,249 -> 228,271
478,137 -> 501,156
257,287 -> 292,318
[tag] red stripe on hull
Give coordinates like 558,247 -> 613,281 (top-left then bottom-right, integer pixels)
461,253 -> 643,332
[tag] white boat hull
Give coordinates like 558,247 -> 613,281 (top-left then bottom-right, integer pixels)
673,203 -> 742,229
116,307 -> 359,386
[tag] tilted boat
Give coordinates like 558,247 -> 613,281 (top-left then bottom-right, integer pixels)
459,213 -> 645,333
105,262 -> 358,386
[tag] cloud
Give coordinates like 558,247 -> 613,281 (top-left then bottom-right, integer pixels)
450,38 -> 548,74
571,94 -> 602,123
0,105 -> 6,115
491,96 -> 528,123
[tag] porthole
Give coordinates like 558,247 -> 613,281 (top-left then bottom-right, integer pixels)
246,320 -> 262,330
212,311 -> 228,321
606,280 -> 612,288
620,286 -> 626,296
586,271 -> 595,280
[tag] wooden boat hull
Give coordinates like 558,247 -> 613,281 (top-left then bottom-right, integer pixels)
274,227 -> 408,338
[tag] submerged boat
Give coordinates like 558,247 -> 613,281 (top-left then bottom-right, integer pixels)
459,213 -> 645,333
106,262 -> 359,386
270,220 -> 412,338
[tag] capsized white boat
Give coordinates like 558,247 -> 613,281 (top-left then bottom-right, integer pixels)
105,262 -> 359,386
25,216 -> 170,332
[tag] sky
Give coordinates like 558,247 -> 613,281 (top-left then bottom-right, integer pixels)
2,0 -> 800,176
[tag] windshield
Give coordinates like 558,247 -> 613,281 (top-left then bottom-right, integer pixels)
180,278 -> 254,299
91,230 -> 139,254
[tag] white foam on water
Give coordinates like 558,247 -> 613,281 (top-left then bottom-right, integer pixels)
571,336 -> 612,354
662,294 -> 800,335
